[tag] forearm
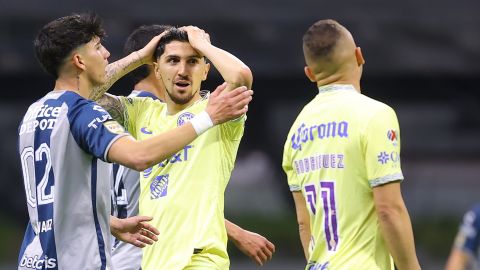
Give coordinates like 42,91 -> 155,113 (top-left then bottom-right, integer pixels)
89,52 -> 144,101
298,222 -> 311,260
225,219 -> 242,242
445,249 -> 470,270
110,216 -> 121,236
377,204 -> 420,270
292,191 -> 311,261
198,44 -> 252,89
110,122 -> 199,171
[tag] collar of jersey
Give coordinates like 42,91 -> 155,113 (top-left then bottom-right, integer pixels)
163,90 -> 210,117
318,84 -> 356,94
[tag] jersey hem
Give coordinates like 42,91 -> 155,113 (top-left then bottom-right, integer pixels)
369,173 -> 404,187
289,185 -> 302,191
104,133 -> 130,162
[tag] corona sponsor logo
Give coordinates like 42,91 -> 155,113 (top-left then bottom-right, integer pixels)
291,121 -> 349,151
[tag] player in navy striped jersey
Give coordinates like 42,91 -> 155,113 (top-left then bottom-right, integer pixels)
18,13 -> 252,270
445,203 -> 480,270
110,24 -> 275,269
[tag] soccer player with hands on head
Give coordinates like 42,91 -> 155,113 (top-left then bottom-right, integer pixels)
17,13 -> 252,270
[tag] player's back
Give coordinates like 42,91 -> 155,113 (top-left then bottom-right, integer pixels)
18,90 -> 126,270
283,84 -> 402,269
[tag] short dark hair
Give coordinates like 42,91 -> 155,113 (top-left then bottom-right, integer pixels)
154,27 -> 189,59
303,19 -> 342,61
123,24 -> 172,85
34,13 -> 106,78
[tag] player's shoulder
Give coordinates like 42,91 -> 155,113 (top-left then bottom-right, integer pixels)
357,92 -> 394,110
353,93 -> 397,120
120,95 -> 166,118
129,90 -> 161,101
53,91 -> 99,109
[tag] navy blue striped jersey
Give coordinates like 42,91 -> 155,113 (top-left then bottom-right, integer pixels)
18,90 -> 128,270
454,204 -> 480,268
110,90 -> 160,270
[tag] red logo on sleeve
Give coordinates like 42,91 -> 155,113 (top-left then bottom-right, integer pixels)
387,130 -> 398,142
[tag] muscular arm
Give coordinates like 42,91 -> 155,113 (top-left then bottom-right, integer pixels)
225,219 -> 275,266
96,93 -> 126,125
89,34 -> 164,101
373,181 -> 421,270
185,26 -> 253,91
292,191 -> 311,261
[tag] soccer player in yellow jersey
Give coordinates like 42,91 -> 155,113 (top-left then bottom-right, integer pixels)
96,26 -> 274,269
109,24 -> 274,269
282,19 -> 421,270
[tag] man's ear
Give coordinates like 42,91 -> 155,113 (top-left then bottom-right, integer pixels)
202,62 -> 210,81
355,47 -> 365,66
304,66 -> 316,82
153,62 -> 162,79
72,53 -> 86,71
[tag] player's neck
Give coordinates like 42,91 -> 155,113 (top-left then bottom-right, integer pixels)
165,93 -> 202,115
134,78 -> 165,101
316,76 -> 361,93
54,75 -> 92,98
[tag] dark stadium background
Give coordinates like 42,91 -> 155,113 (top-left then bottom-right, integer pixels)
1,0 -> 479,269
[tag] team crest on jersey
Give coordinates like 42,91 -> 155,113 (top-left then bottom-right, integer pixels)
103,120 -> 125,134
150,174 -> 169,199
177,112 -> 194,126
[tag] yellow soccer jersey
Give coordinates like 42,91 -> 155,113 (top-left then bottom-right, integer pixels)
120,95 -> 245,270
282,84 -> 403,270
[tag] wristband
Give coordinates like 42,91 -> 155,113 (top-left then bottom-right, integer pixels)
190,111 -> 214,135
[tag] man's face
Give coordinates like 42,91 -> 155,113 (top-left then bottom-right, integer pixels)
154,40 -> 209,105
77,36 -> 110,86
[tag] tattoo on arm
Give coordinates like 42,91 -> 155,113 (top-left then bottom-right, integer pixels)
97,94 -> 126,126
89,53 -> 142,101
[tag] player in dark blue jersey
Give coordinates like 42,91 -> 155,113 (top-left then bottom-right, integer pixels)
445,203 -> 480,270
18,13 -> 252,270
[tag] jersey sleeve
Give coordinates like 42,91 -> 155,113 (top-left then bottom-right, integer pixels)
364,105 -> 404,187
454,205 -> 480,255
220,114 -> 246,141
118,96 -> 157,138
282,127 -> 302,192
68,100 -> 128,162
